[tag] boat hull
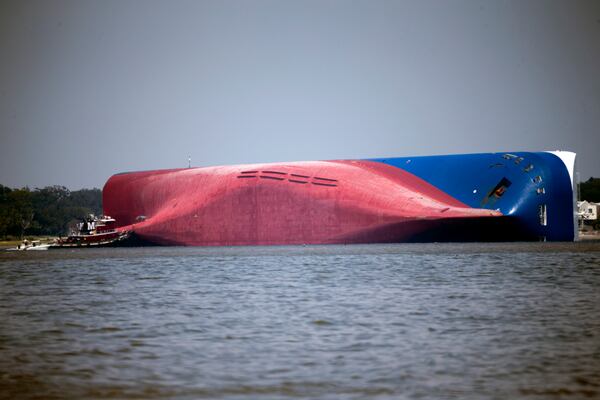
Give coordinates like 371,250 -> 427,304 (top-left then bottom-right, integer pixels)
102,152 -> 576,246
52,230 -> 132,248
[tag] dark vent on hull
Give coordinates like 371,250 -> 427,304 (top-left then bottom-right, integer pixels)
260,175 -> 285,181
314,177 -> 338,182
262,170 -> 287,175
237,170 -> 338,187
312,182 -> 337,187
481,177 -> 512,207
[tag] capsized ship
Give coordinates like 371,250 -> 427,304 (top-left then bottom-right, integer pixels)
102,151 -> 577,246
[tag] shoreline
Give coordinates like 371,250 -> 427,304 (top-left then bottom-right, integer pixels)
2,237 -> 599,250
579,232 -> 600,241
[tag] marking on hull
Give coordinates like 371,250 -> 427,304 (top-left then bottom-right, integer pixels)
312,182 -> 337,187
314,176 -> 338,182
237,170 -> 339,187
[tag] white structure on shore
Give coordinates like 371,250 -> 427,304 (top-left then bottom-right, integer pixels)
577,201 -> 599,221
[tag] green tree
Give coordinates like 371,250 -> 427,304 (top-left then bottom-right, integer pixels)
0,184 -> 102,237
580,177 -> 600,202
0,185 -> 12,238
7,188 -> 34,239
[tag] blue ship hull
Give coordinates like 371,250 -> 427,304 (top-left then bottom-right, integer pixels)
369,151 -> 577,241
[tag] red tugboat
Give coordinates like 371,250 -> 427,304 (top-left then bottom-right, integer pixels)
53,215 -> 131,248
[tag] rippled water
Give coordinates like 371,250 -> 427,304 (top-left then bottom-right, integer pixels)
1,242 -> 600,399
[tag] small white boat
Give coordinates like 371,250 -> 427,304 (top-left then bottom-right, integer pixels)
6,240 -> 51,251
25,243 -> 51,251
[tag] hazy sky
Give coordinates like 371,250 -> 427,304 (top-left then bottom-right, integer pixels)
1,0 -> 599,189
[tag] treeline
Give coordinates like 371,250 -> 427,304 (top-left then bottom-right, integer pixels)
580,177 -> 600,202
0,185 -> 102,239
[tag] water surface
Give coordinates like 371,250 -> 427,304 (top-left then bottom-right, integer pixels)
1,242 -> 599,399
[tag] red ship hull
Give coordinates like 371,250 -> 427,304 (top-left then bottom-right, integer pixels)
102,160 -> 500,246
